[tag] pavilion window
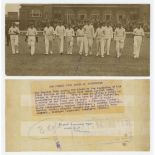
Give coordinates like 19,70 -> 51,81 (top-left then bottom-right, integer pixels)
106,15 -> 111,21
119,15 -> 123,20
31,9 -> 42,17
54,13 -> 62,20
80,15 -> 85,20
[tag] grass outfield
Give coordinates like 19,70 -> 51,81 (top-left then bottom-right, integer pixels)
5,35 -> 150,76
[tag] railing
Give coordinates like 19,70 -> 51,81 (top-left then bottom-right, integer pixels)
19,31 -> 150,37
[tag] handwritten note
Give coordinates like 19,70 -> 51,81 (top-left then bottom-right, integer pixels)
21,118 -> 133,137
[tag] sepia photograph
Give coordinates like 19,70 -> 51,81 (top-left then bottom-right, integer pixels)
5,4 -> 150,76
2,1 -> 154,154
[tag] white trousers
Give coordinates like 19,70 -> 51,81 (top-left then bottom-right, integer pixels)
45,36 -> 53,54
66,36 -> 73,54
88,37 -> 93,54
28,36 -> 36,55
83,36 -> 88,55
116,39 -> 124,57
96,38 -> 102,55
101,39 -> 106,57
10,35 -> 18,54
88,38 -> 93,47
133,36 -> 142,58
77,37 -> 84,54
105,38 -> 111,55
57,36 -> 64,53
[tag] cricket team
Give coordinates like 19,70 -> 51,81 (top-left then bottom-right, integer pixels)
8,20 -> 145,59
